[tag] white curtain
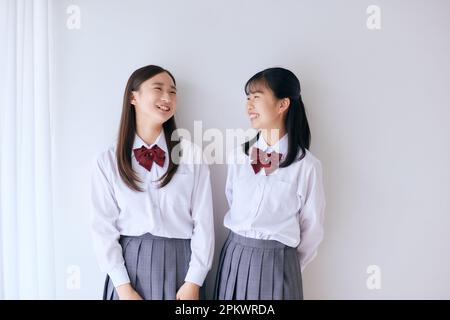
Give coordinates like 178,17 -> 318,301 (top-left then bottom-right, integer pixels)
0,0 -> 55,299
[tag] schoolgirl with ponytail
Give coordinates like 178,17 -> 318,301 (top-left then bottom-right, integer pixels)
215,67 -> 326,300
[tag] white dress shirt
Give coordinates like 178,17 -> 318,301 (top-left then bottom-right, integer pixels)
223,134 -> 326,272
90,130 -> 214,288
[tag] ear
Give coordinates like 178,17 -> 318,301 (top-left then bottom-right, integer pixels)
130,91 -> 137,106
278,98 -> 290,114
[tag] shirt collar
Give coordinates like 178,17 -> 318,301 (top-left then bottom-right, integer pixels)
132,129 -> 168,155
254,132 -> 288,155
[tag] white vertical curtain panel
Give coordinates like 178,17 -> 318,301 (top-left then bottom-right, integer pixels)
0,0 -> 55,299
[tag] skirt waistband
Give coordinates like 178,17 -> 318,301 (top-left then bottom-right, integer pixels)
228,231 -> 287,249
120,232 -> 190,242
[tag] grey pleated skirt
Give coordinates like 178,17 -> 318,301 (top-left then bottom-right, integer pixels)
103,232 -> 204,300
215,231 -> 303,300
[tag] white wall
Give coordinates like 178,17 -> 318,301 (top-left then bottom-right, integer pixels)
51,0 -> 450,299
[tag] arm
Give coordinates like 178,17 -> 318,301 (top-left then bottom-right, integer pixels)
225,159 -> 236,209
177,151 -> 215,300
297,160 -> 326,272
90,155 -> 141,299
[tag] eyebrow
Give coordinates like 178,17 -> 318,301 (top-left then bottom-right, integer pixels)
151,82 -> 177,90
247,90 -> 264,95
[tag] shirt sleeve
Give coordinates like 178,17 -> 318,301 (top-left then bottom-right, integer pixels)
184,148 -> 215,286
297,160 -> 326,272
90,154 -> 130,287
225,156 -> 237,209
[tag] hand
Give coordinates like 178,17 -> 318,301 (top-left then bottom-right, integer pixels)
116,283 -> 143,300
176,281 -> 200,300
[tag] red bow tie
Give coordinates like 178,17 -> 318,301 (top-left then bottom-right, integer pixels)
250,147 -> 282,175
133,145 -> 166,171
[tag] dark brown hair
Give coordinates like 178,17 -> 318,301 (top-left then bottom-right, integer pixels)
116,65 -> 180,191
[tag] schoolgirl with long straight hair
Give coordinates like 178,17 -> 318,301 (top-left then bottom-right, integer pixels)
91,65 -> 214,300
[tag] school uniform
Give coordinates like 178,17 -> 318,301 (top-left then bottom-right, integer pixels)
90,131 -> 214,300
215,134 -> 326,300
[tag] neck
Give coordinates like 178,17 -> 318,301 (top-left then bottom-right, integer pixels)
136,116 -> 163,145
260,126 -> 286,146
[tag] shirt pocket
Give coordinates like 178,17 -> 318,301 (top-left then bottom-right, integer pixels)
264,177 -> 301,217
231,170 -> 260,220
161,168 -> 193,214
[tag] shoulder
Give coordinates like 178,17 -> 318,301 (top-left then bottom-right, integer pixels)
179,138 -> 204,165
299,149 -> 322,169
296,149 -> 324,182
93,144 -> 117,171
226,143 -> 248,166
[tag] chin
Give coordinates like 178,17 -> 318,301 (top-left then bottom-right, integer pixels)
153,113 -> 173,124
249,120 -> 262,129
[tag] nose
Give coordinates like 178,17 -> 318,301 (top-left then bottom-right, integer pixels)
161,92 -> 171,103
247,100 -> 254,110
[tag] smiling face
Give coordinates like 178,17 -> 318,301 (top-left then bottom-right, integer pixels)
246,81 -> 289,131
130,72 -> 177,126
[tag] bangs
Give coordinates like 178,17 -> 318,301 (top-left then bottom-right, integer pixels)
244,75 -> 269,95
